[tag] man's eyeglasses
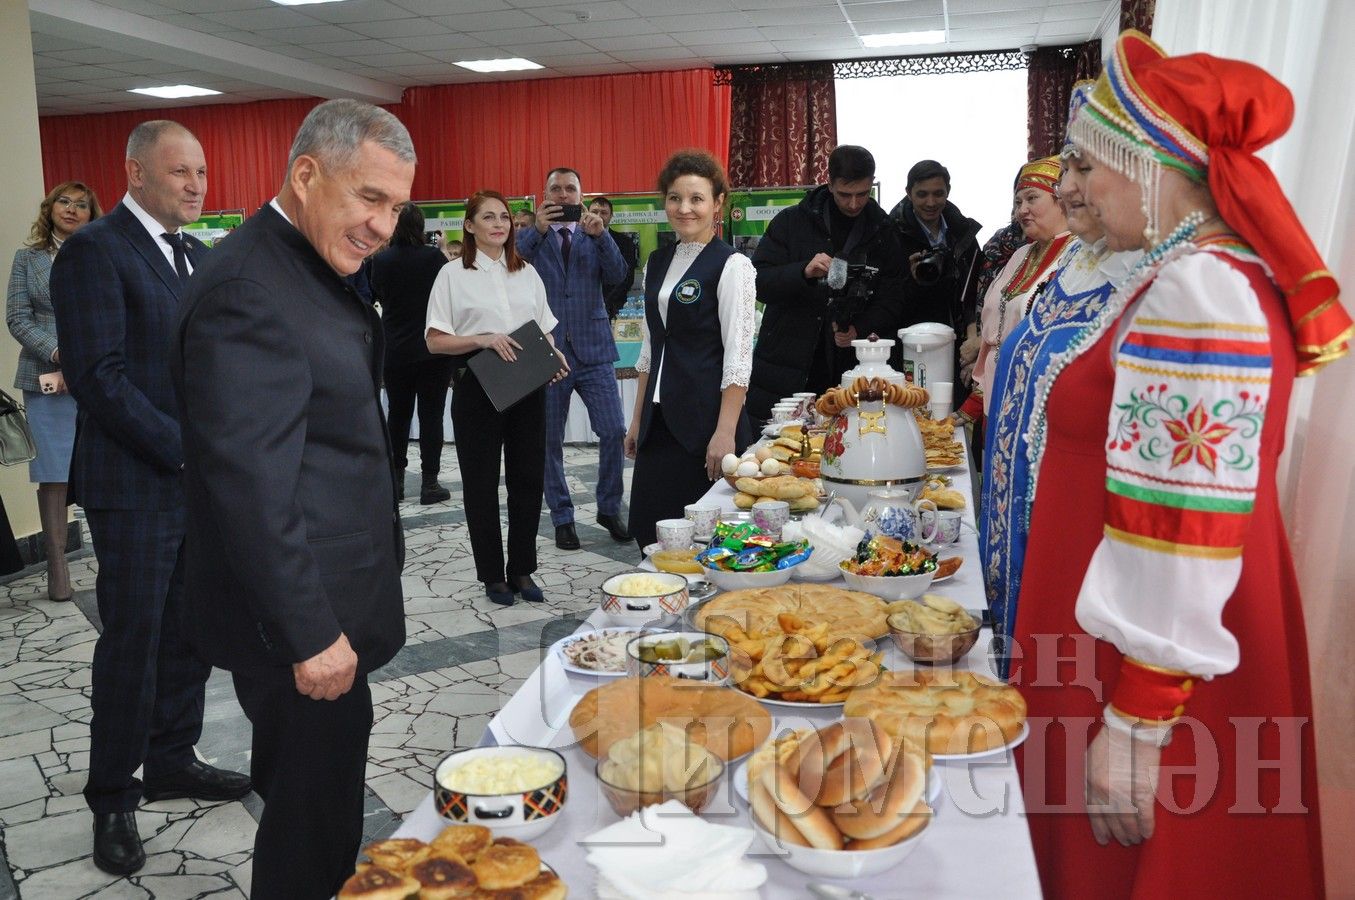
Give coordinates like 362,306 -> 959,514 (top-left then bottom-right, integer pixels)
54,197 -> 90,211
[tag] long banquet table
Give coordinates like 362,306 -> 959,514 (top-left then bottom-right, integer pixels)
396,435 -> 1043,897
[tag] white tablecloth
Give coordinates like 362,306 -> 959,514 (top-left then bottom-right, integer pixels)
396,433 -> 1043,898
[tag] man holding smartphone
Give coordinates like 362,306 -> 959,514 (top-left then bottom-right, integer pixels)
516,167 -> 631,550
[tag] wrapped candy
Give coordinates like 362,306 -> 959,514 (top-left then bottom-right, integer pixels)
697,526 -> 811,573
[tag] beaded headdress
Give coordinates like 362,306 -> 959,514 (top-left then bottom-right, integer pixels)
1069,29 -> 1351,374
1060,80 -> 1096,160
1015,156 -> 1061,196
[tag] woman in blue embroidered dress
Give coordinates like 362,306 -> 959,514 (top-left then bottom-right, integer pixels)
980,84 -> 1140,673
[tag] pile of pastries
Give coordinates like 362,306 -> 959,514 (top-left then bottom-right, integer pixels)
748,720 -> 931,850
693,583 -> 890,642
844,669 -> 1027,755
731,474 -> 819,512
340,825 -> 565,898
916,415 -> 964,469
724,611 -> 884,704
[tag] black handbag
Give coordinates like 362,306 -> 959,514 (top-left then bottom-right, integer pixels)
0,389 -> 38,466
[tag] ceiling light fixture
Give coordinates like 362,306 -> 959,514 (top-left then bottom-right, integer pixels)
860,30 -> 947,49
269,0 -> 349,6
128,84 -> 222,99
454,58 -> 543,73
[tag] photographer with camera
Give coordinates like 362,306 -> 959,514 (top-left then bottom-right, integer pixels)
890,160 -> 983,331
747,145 -> 906,422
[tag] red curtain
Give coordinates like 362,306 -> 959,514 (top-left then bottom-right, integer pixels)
727,63 -> 836,188
38,69 -> 730,213
1025,42 -> 1103,160
1121,0 -> 1157,33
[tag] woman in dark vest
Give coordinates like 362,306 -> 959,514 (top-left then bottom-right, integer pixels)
625,150 -> 756,549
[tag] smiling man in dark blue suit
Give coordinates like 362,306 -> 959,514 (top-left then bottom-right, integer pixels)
50,120 -> 250,876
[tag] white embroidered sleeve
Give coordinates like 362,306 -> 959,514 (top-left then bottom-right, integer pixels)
1074,251 -> 1273,677
719,254 -> 757,389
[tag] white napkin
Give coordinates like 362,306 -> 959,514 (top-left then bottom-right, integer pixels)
584,800 -> 767,899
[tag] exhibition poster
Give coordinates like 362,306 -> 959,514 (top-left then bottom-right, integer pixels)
416,196 -> 534,245
182,210 -> 245,247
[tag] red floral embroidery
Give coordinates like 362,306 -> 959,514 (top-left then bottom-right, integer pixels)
1163,401 -> 1236,472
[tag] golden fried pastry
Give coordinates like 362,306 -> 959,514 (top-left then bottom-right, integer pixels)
362,837 -> 431,873
694,584 -> 889,642
485,870 -> 568,899
845,670 -> 1027,755
410,855 -> 479,899
568,675 -> 772,760
471,840 -> 541,890
337,865 -> 420,899
429,824 -> 493,863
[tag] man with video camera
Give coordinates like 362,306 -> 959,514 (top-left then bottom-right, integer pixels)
747,145 -> 907,422
890,159 -> 983,332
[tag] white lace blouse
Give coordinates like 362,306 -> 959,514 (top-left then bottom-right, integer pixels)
635,241 -> 757,403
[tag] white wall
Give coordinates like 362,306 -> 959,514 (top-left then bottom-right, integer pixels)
836,69 -> 1029,242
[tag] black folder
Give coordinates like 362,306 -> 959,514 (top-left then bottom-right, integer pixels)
466,320 -> 561,412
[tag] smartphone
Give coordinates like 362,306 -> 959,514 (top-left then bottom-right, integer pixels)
555,203 -> 583,222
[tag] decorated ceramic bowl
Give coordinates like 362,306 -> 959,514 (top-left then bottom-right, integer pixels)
433,746 -> 567,840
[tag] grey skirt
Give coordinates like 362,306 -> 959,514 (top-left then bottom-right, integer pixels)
22,389 -> 76,483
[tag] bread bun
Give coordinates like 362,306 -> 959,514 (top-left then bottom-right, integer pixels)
471,840 -> 541,889
749,772 -> 812,847
830,746 -> 926,840
759,764 -> 843,850
429,824 -> 492,863
409,855 -> 478,899
511,870 -> 569,899
337,865 -> 420,899
361,837 -> 431,873
844,797 -> 931,850
844,670 -> 1027,755
795,719 -> 892,807
568,675 -> 772,761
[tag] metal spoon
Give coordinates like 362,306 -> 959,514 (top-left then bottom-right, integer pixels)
808,884 -> 875,900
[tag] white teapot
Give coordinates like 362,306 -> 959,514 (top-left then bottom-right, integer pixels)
831,489 -> 939,545
818,380 -> 928,512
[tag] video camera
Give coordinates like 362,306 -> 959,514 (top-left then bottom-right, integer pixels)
820,259 -> 880,331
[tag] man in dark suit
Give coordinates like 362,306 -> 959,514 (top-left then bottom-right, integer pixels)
49,120 -> 251,876
517,168 -> 631,550
171,99 -> 410,900
588,195 -> 639,318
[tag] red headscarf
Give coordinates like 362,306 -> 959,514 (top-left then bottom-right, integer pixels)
1106,31 -> 1351,373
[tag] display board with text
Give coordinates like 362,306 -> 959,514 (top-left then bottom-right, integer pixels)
182,210 -> 245,247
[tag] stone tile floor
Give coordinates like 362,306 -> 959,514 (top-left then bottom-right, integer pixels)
0,445 -> 639,899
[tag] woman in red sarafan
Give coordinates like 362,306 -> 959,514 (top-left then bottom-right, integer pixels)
1008,30 -> 1352,898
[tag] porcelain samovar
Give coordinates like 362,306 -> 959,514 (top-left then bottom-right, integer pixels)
817,362 -> 929,512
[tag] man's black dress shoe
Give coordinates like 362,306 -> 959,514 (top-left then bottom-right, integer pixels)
93,811 -> 145,876
485,582 -> 515,606
511,575 -> 545,602
555,523 -> 580,550
597,513 -> 632,542
142,760 -> 252,803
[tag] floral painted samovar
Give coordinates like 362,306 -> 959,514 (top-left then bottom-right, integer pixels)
816,374 -> 929,512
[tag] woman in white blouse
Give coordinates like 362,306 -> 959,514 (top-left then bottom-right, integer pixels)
624,150 -> 756,549
426,190 -> 567,606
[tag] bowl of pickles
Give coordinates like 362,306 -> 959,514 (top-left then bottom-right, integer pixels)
624,632 -> 732,685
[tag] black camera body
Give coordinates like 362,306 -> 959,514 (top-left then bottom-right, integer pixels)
914,246 -> 951,286
822,261 -> 880,330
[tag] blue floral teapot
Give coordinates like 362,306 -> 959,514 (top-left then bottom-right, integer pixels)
831,488 -> 939,545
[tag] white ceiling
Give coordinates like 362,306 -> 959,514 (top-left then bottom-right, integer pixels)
29,0 -> 1117,115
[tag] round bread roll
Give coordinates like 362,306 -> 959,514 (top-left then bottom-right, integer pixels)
844,670 -> 1027,755
337,865 -> 420,900
758,764 -> 843,850
361,837 -> 431,873
830,746 -> 927,840
429,824 -> 492,863
795,718 -> 892,808
748,774 -> 812,848
508,870 -> 570,900
694,584 -> 889,642
568,675 -> 772,761
844,797 -> 931,850
409,856 -> 478,900
471,840 -> 540,890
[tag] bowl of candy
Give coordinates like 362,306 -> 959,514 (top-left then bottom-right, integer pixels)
695,522 -> 811,590
838,535 -> 938,601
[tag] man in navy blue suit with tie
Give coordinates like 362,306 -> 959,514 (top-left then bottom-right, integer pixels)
517,168 -> 632,549
50,120 -> 250,876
